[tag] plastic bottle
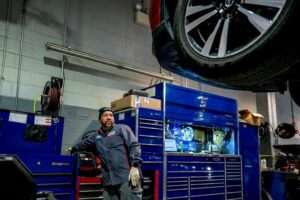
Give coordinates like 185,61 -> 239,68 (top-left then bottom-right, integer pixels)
260,159 -> 267,170
262,159 -> 267,170
179,142 -> 183,152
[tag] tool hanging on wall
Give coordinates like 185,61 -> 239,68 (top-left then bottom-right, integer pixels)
259,122 -> 270,138
41,77 -> 63,116
275,96 -> 299,139
275,123 -> 296,139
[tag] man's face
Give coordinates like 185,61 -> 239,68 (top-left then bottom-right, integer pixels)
100,111 -> 114,129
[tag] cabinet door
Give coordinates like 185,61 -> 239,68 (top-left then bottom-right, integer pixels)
239,123 -> 260,200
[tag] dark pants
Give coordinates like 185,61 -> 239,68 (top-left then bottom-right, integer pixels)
103,182 -> 142,200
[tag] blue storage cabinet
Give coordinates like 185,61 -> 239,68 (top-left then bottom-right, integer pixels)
0,109 -> 64,155
166,154 -> 243,200
147,83 -> 238,129
146,83 -> 238,154
239,123 -> 261,200
109,83 -> 260,200
144,83 -> 244,199
226,156 -> 243,200
261,171 -> 286,200
0,109 -> 78,200
114,107 -> 164,200
18,154 -> 78,200
167,154 -> 226,200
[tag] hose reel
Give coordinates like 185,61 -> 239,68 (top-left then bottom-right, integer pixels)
275,123 -> 296,139
274,87 -> 299,139
41,78 -> 62,116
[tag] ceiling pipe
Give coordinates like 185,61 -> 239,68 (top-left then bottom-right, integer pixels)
15,0 -> 27,110
0,0 -> 11,99
45,42 -> 174,82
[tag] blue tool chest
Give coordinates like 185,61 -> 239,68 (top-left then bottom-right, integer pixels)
18,154 -> 78,200
0,109 -> 64,155
145,83 -> 238,155
147,82 -> 238,129
113,83 -> 259,200
0,109 -> 78,200
165,153 -> 242,200
115,108 -> 164,158
226,156 -> 243,200
239,123 -> 260,200
115,107 -> 164,200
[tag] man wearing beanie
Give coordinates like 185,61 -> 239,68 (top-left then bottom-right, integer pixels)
70,107 -> 142,200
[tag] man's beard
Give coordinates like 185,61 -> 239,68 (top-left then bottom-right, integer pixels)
101,121 -> 113,129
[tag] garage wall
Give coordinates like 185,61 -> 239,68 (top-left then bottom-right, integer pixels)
0,0 -> 157,110
0,0 -> 258,151
275,92 -> 300,145
257,91 -> 300,156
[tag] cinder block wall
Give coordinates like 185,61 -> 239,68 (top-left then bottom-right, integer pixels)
0,0 -> 258,152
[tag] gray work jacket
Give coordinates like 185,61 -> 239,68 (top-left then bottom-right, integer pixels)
72,124 -> 142,186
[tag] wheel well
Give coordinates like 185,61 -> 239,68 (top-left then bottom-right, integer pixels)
165,0 -> 178,27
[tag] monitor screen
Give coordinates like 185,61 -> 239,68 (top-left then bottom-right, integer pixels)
193,129 -> 205,143
165,122 -> 235,154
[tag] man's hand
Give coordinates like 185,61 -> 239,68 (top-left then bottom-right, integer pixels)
128,166 -> 140,187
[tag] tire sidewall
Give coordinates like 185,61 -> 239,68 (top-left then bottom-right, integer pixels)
173,0 -> 297,71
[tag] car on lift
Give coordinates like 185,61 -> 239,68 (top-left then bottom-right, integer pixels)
149,0 -> 300,106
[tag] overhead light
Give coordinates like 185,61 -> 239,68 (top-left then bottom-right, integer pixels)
135,1 -> 143,11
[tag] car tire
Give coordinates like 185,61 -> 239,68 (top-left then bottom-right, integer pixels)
172,0 -> 300,90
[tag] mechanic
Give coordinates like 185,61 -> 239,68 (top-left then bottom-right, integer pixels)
69,107 -> 142,200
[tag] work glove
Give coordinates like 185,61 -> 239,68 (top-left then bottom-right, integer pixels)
128,166 -> 140,187
65,147 -> 76,155
65,147 -> 72,152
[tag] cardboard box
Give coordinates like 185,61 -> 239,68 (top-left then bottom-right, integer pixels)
111,95 -> 161,112
239,109 -> 264,126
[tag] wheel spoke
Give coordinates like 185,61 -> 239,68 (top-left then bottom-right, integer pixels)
184,0 -> 284,58
238,6 -> 272,33
185,10 -> 218,33
244,0 -> 286,9
218,18 -> 230,57
202,19 -> 222,56
186,5 -> 214,17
